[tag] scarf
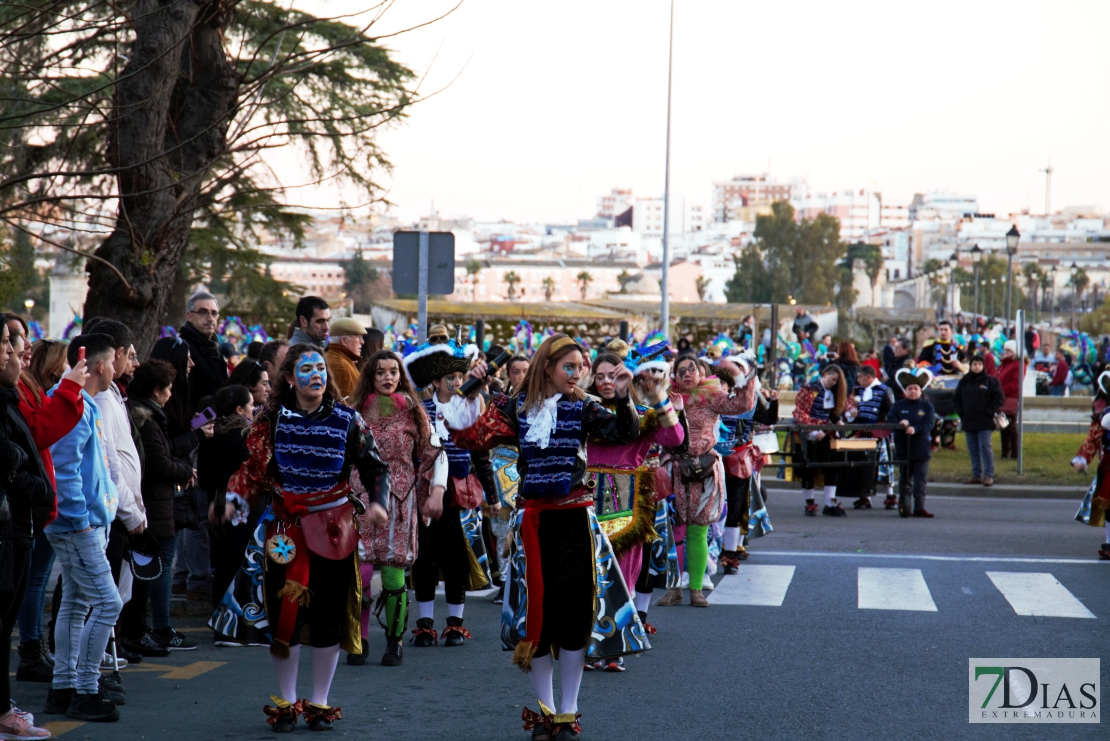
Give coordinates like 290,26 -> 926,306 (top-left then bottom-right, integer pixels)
522,393 -> 561,449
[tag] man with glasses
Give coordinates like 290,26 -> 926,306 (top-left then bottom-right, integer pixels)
178,291 -> 227,410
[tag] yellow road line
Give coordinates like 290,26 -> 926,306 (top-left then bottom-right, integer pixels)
42,721 -> 85,736
121,660 -> 225,679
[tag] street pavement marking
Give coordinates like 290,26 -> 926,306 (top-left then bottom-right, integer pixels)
751,550 -> 1105,564
121,660 -> 226,679
986,572 -> 1096,618
436,585 -> 499,598
42,722 -> 84,736
857,567 -> 937,611
707,565 -> 796,606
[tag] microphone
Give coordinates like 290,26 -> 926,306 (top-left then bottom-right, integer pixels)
457,350 -> 512,397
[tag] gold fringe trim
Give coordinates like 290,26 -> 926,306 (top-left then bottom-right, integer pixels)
513,640 -> 537,672
553,713 -> 578,724
275,580 -> 311,606
589,467 -> 659,556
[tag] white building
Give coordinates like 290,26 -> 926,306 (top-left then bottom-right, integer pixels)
711,173 -> 808,223
632,197 -> 706,238
794,189 -> 881,241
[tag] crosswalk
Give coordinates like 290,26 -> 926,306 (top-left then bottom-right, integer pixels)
708,565 -> 1098,618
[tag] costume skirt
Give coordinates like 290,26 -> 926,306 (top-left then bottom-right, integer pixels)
209,507 -> 275,646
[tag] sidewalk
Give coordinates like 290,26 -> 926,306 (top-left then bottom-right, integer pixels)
762,478 -> 1085,500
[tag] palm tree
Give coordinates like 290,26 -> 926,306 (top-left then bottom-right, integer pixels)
616,270 -> 633,294
504,271 -> 521,301
576,270 -> 593,301
1022,262 -> 1045,318
1070,266 -> 1090,307
542,276 -> 556,302
465,259 -> 483,302
861,247 -> 884,307
695,275 -> 710,301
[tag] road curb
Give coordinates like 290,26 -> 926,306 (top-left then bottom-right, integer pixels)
762,479 -> 1084,500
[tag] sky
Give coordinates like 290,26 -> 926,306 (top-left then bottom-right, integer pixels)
292,0 -> 1110,224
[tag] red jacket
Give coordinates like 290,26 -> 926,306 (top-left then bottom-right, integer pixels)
17,377 -> 84,524
1050,359 -> 1069,386
996,357 -> 1024,415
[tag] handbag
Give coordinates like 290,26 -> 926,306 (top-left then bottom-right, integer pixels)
450,475 -> 484,509
675,452 -> 718,485
993,411 -> 1010,430
172,484 -> 198,530
300,501 -> 359,560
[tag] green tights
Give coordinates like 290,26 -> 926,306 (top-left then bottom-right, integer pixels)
686,524 -> 709,591
381,566 -> 408,640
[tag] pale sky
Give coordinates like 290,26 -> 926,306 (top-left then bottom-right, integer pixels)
293,0 -> 1110,223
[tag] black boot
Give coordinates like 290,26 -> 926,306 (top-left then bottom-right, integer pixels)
346,638 -> 369,666
411,618 -> 437,647
720,551 -> 740,575
381,640 -> 403,667
16,639 -> 53,682
442,616 -> 470,647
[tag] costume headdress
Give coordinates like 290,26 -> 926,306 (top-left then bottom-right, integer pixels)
895,367 -> 933,392
625,341 -> 671,377
403,336 -> 479,388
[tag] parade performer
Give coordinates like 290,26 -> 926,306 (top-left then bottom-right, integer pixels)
842,364 -> 895,510
792,364 -> 853,517
450,334 -> 648,741
655,351 -> 756,607
1071,371 -> 1110,560
583,350 -> 682,671
715,358 -> 778,572
891,368 -> 937,518
404,337 -> 495,649
917,320 -> 967,376
226,345 -> 391,732
347,349 -> 446,667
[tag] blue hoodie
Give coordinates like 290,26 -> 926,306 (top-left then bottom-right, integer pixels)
45,387 -> 119,533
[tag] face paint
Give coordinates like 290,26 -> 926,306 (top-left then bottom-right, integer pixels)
295,351 -> 327,391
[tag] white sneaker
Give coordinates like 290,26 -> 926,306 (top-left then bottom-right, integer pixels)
100,652 -> 127,670
702,575 -> 715,592
679,571 -> 690,589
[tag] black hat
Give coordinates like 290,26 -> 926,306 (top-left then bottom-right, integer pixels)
402,339 -> 480,389
895,367 -> 934,392
127,532 -> 164,582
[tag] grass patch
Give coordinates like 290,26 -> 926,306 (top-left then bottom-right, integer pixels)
926,432 -> 1092,485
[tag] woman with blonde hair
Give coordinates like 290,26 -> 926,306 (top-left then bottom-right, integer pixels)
793,363 -> 853,517
450,334 -> 646,741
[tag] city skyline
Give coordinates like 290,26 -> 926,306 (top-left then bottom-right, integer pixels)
286,0 -> 1110,224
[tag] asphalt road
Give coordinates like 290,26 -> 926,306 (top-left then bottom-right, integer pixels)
17,495 -> 1108,741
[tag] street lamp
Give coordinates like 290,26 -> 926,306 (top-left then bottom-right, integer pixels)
990,278 -> 997,321
1005,225 -> 1020,332
1049,263 -> 1059,327
969,244 -> 982,330
1070,262 -> 1079,330
948,251 -> 959,319
23,298 -> 34,313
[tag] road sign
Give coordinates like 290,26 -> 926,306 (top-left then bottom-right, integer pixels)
392,231 -> 455,295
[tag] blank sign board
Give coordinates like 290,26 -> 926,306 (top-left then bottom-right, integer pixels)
392,231 -> 455,295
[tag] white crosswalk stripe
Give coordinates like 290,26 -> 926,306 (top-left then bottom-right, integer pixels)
707,565 -> 796,606
985,572 -> 1096,619
857,567 -> 938,612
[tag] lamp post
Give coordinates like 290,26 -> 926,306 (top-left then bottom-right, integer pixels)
1049,263 -> 1059,327
659,0 -> 675,339
969,244 -> 982,329
1005,225 -> 1020,332
1070,262 -> 1079,330
990,278 -> 997,321
948,251 -> 959,319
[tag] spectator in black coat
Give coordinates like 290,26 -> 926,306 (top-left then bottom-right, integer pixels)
121,360 -> 197,654
891,369 -> 937,518
953,355 -> 1005,487
178,292 -> 227,414
197,385 -> 254,608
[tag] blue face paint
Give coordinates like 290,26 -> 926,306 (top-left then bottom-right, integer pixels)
295,352 -> 327,391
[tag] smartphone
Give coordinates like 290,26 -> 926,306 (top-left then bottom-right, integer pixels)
77,346 -> 85,363
190,406 -> 216,430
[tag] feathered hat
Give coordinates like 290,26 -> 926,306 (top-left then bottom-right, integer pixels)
1097,370 -> 1110,397
895,366 -> 934,392
625,341 -> 672,377
403,337 -> 480,388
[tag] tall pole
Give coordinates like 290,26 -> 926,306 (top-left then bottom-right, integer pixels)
659,0 -> 675,339
973,264 -> 980,329
417,230 -> 429,342
1016,309 -> 1025,474
1005,253 -> 1014,335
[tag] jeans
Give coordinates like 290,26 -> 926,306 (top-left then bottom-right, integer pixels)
46,527 -> 124,694
173,489 -> 211,591
900,460 -> 930,512
17,530 -> 55,642
1049,384 -> 1066,396
121,533 -> 176,636
965,430 -> 995,479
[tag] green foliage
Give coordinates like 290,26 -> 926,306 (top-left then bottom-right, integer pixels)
341,249 -> 381,313
725,245 -> 773,303
725,201 -> 845,305
0,227 -> 46,316
504,271 -> 521,301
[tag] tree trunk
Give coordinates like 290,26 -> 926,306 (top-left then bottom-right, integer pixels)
85,1 -> 239,355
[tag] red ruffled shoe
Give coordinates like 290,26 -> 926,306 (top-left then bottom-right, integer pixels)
1098,543 -> 1110,561
552,712 -> 582,740
301,701 -> 342,732
522,701 -> 556,741
637,611 -> 656,635
410,618 -> 438,647
719,553 -> 741,574
263,696 -> 302,733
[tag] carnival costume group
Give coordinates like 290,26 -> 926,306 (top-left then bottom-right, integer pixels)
204,321 -> 1110,738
